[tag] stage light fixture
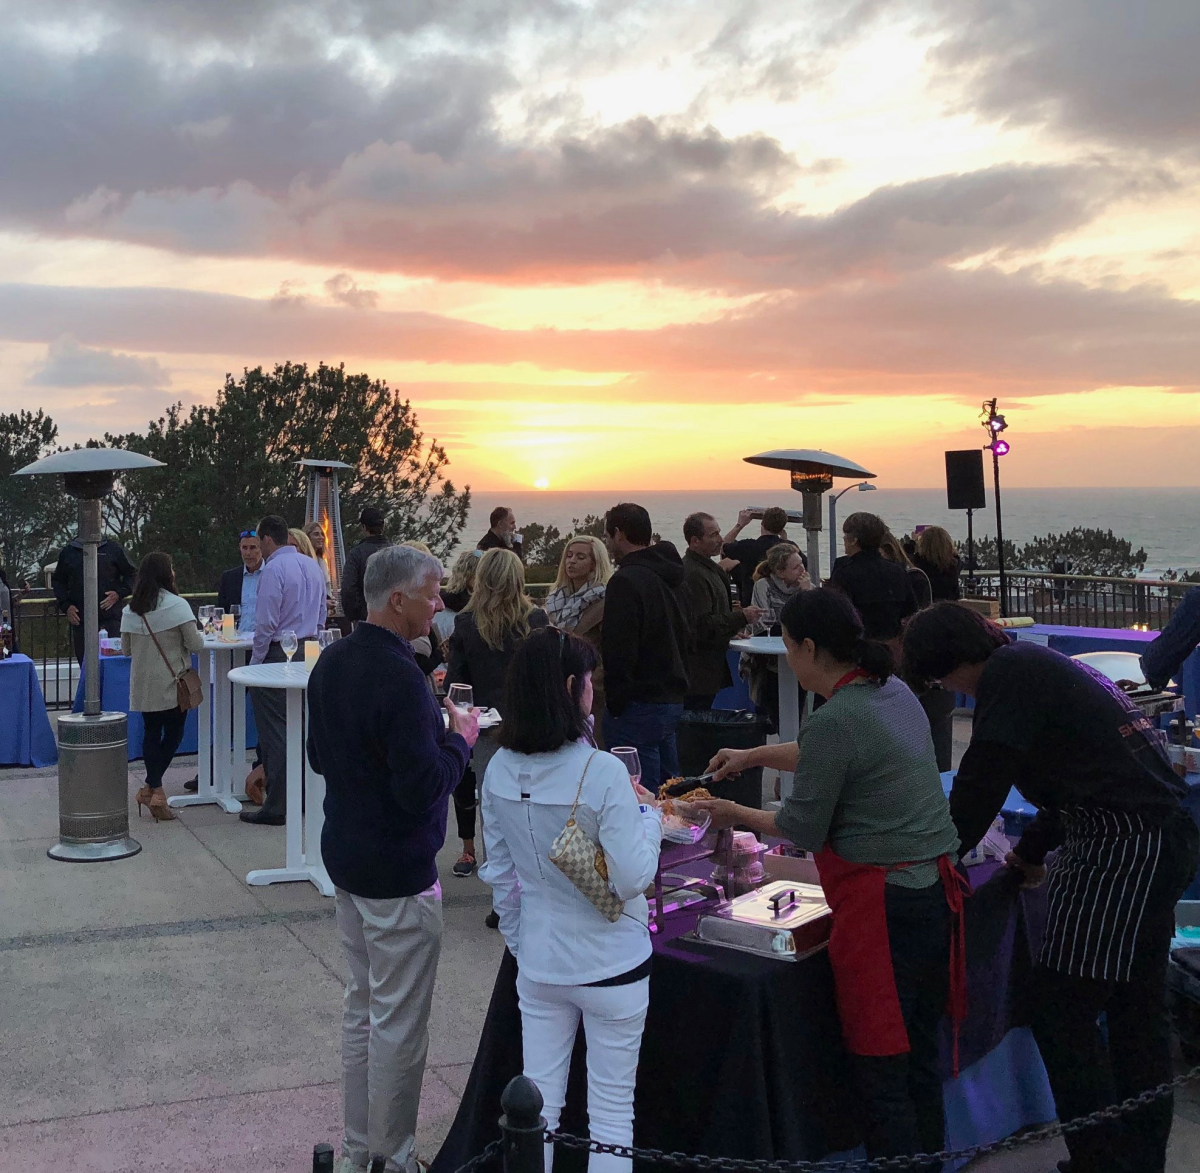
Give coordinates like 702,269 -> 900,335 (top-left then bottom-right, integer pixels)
991,439 -> 1010,456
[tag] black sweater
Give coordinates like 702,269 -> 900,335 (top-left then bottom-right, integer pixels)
306,622 -> 470,899
829,549 -> 918,641
601,542 -> 690,715
340,535 -> 391,622
445,607 -> 548,711
52,539 -> 136,616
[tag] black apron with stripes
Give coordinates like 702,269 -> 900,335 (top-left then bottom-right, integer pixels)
1040,806 -> 1164,982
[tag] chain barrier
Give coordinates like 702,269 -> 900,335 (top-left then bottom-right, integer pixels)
455,1062 -> 1200,1173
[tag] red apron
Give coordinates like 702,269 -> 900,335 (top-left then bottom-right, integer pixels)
811,669 -> 971,1072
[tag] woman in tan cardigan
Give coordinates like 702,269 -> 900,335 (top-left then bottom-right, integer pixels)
120,552 -> 205,822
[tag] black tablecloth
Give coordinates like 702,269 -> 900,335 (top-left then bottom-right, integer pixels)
431,861 -> 1046,1172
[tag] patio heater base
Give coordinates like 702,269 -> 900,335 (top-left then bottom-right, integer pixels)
49,711 -> 141,864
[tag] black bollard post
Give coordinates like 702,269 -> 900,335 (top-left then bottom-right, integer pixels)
312,1142 -> 334,1172
500,1075 -> 546,1173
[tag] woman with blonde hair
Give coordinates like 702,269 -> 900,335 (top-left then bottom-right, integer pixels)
743,542 -> 810,734
545,535 -> 614,747
287,527 -> 317,558
913,526 -> 962,601
447,548 -> 548,886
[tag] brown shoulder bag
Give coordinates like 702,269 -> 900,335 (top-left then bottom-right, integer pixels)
146,620 -> 204,712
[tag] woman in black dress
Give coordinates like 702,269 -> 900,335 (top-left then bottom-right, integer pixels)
904,604 -> 1199,1173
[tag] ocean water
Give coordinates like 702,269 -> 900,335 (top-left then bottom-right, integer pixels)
457,487 -> 1200,577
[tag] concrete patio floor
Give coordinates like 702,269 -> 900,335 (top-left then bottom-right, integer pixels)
1,729 -> 1198,1172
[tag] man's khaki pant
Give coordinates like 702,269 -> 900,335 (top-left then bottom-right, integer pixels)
336,884 -> 443,1172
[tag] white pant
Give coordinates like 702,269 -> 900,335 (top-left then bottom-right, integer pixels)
517,972 -> 649,1173
337,885 -> 443,1173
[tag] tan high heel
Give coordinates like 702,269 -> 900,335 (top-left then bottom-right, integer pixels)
146,789 -> 177,822
135,786 -> 153,818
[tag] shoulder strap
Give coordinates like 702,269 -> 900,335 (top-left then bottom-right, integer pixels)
565,750 -> 599,822
144,616 -> 185,680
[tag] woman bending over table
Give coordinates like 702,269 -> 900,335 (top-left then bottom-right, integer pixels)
480,628 -> 662,1173
696,588 -> 963,1164
904,603 -> 1200,1173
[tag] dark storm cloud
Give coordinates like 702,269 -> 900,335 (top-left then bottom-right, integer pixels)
928,0 -> 1200,156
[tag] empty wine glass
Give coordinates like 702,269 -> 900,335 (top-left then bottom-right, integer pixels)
317,629 -> 331,651
447,683 -> 473,713
281,630 -> 298,665
325,628 -> 341,644
230,604 -> 242,632
198,605 -> 212,633
612,746 -> 642,793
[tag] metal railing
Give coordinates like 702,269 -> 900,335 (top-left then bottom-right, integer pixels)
967,571 -> 1192,630
13,590 -> 218,710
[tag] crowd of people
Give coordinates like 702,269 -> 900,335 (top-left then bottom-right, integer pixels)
13,495 -> 1198,1173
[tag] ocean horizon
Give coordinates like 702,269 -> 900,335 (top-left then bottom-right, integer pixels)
456,486 -> 1200,577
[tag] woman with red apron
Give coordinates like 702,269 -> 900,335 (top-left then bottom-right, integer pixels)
696,588 -> 965,1163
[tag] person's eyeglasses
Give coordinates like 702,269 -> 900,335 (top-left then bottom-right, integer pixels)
240,530 -> 256,539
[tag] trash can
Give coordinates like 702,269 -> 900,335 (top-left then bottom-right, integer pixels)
675,709 -> 772,810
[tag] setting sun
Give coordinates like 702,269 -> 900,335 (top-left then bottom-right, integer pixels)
533,477 -> 551,490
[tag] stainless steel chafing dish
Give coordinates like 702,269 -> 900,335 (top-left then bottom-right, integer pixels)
694,880 -> 831,961
1071,651 -> 1183,719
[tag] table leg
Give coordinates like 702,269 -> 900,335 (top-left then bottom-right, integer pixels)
777,653 -> 800,799
247,685 -> 331,895
232,648 -> 249,802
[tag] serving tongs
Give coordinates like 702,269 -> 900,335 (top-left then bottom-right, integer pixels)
659,772 -> 717,799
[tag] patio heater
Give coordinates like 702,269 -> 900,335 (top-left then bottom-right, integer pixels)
13,447 -> 164,862
297,459 -> 352,613
743,449 -> 877,587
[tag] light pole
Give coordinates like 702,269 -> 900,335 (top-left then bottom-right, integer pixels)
981,400 -> 1010,617
828,482 -> 877,568
14,447 -> 164,862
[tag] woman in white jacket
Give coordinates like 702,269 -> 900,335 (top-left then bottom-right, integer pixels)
480,627 -> 662,1173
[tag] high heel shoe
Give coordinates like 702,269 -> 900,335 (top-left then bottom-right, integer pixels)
146,789 -> 177,822
135,786 -> 153,818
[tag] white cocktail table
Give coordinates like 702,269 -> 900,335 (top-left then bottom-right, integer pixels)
729,635 -> 801,797
170,635 -> 255,814
227,662 -> 333,897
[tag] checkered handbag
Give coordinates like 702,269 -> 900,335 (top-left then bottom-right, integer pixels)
548,751 -> 624,923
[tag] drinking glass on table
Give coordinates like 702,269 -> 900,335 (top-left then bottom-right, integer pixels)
280,629 -> 298,665
611,746 -> 642,792
447,683 -> 473,713
198,605 -> 212,633
230,604 -> 242,632
325,628 -> 341,644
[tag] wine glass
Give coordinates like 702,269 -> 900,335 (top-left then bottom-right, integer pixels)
317,629 -> 331,651
198,605 -> 212,634
281,630 -> 298,665
611,747 -> 642,793
212,607 -> 224,630
230,604 -> 242,632
759,606 -> 777,636
447,683 -> 473,712
325,628 -> 341,644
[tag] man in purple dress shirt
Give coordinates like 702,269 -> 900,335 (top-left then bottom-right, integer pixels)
241,513 -> 328,826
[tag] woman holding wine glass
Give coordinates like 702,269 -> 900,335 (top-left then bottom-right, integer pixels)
445,548 -> 548,887
479,628 -> 662,1173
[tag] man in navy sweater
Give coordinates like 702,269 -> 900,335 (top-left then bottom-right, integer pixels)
307,544 -> 479,1173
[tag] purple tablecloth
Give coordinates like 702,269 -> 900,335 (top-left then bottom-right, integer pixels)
432,859 -> 1052,1171
0,654 -> 58,767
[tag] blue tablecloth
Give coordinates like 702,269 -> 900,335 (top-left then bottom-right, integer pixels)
0,654 -> 58,767
73,655 -> 257,762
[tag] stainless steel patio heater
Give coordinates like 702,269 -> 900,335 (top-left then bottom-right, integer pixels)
743,449 -> 876,586
14,447 -> 164,862
297,459 -> 352,613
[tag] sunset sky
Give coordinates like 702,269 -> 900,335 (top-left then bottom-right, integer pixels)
1,0 -> 1198,491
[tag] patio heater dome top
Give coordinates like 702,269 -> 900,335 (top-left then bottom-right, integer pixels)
14,448 -> 165,477
295,459 -> 354,471
743,449 -> 876,479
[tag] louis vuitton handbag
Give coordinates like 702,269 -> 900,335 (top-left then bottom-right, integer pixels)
548,751 -> 624,923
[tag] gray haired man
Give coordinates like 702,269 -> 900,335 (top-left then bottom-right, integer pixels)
307,545 -> 480,1173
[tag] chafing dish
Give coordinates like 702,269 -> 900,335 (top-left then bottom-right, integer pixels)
694,880 -> 831,961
